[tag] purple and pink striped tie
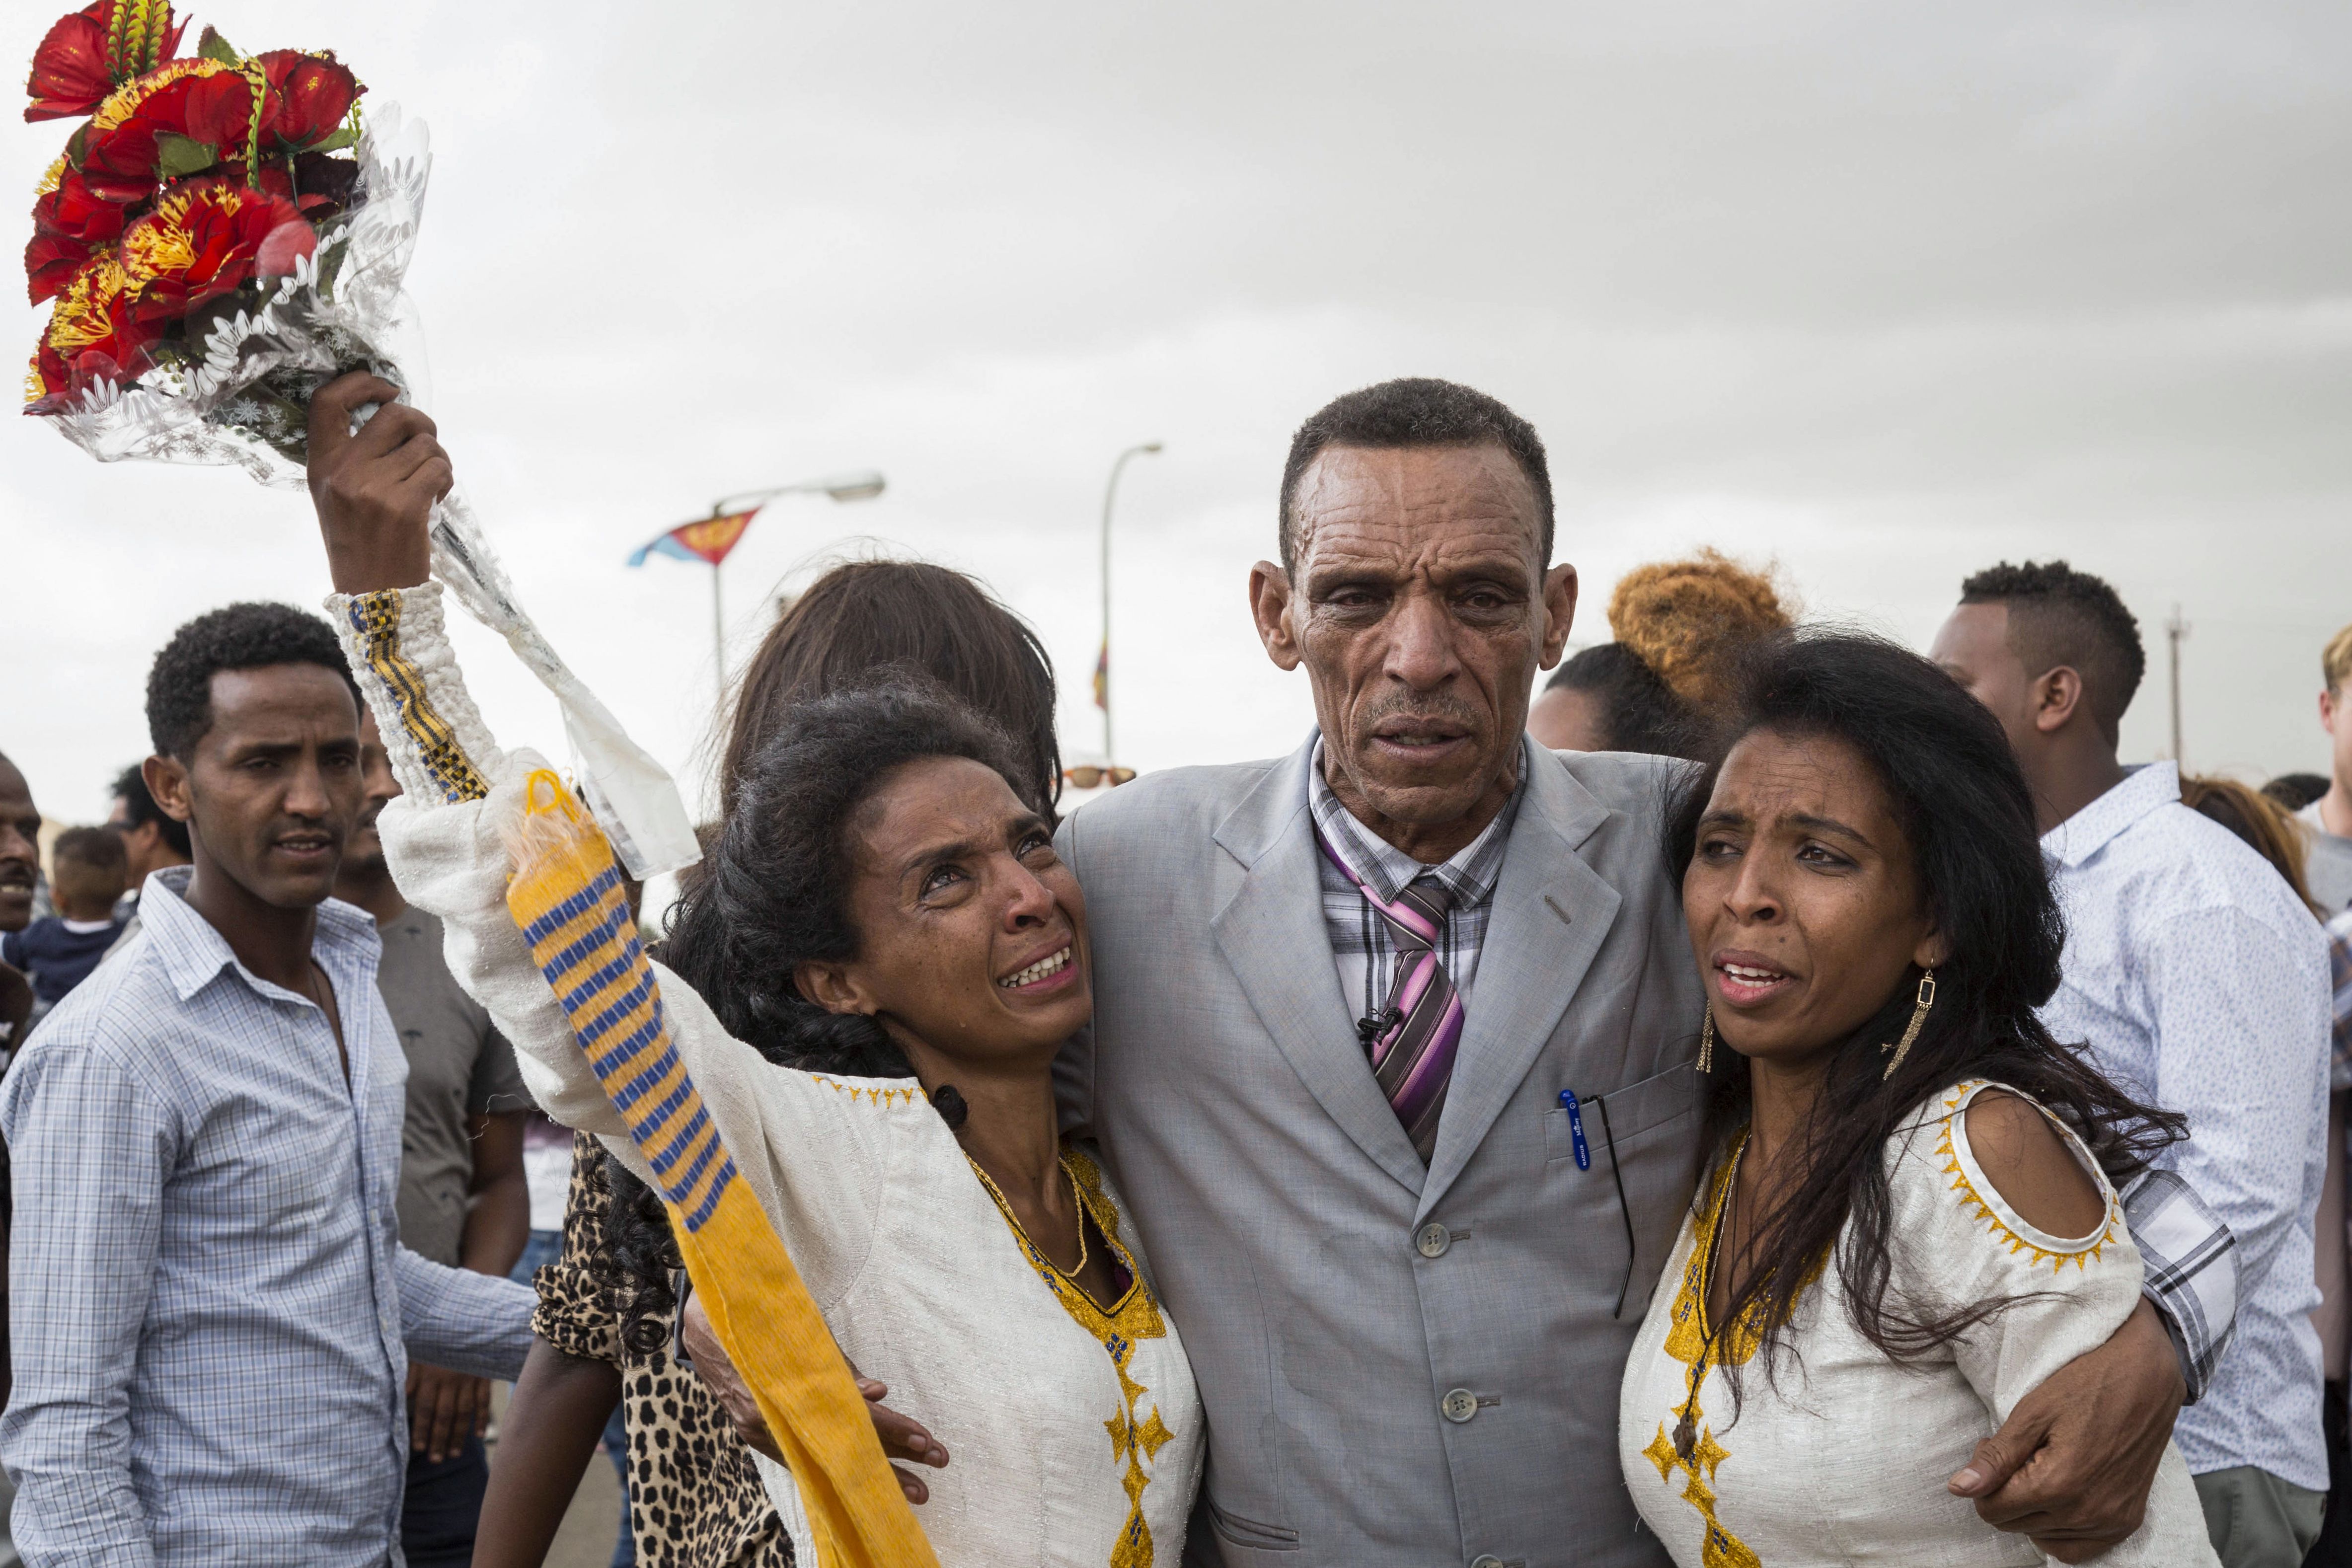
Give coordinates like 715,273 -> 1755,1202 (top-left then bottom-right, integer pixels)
1319,830 -> 1465,1163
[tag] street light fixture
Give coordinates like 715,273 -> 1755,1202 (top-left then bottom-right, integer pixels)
1097,442 -> 1162,767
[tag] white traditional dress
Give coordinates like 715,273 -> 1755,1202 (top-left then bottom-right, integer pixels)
331,582 -> 1203,1568
1618,1079 -> 2216,1567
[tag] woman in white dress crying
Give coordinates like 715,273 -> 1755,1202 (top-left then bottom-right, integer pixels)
1617,630 -> 2217,1567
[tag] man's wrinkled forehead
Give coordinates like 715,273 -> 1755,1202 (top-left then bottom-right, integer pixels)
1290,443 -> 1545,576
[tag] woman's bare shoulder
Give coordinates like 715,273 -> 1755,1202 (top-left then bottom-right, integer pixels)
1960,1088 -> 2108,1241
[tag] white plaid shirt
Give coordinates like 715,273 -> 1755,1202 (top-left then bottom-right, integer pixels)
0,867 -> 533,1567
1310,737 -> 1524,1031
1308,744 -> 2240,1401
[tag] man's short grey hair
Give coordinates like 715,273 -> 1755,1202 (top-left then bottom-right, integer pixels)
1277,377 -> 1554,574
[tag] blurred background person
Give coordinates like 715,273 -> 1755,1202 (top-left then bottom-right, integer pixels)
478,556 -> 1059,1568
2301,622 -> 2352,917
1933,561 -> 2333,1568
2270,775 -> 2333,814
1526,548 -> 1792,755
335,709 -> 532,1568
105,759 -> 194,952
0,753 -> 36,1055
1,825 -> 126,1024
0,750 -> 39,1568
2176,772 -> 2351,1565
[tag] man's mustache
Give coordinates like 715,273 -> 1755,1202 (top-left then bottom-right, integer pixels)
1356,693 -> 1487,732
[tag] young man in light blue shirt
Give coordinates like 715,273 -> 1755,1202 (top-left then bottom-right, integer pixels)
0,604 -> 534,1568
1936,561 -> 2333,1568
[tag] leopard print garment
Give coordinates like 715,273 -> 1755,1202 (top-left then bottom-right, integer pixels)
532,1133 -> 792,1568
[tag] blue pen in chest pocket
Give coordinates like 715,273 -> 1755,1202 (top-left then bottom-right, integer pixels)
1558,1088 -> 1592,1170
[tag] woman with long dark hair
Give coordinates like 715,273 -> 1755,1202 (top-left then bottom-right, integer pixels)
1618,630 -> 2216,1564
480,559 -> 1065,1568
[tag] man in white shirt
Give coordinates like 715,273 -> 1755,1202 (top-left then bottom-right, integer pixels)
1934,560 -> 2334,1568
2302,622 -> 2352,916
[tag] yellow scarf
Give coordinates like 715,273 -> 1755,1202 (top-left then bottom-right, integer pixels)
503,769 -> 937,1568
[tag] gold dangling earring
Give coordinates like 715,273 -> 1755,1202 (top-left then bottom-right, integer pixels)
1881,970 -> 1936,1081
1697,1006 -> 1716,1076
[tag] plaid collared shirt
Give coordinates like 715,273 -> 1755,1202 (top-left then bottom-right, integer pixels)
1309,738 -> 1525,1032
2121,1169 -> 2238,1403
0,867 -> 533,1568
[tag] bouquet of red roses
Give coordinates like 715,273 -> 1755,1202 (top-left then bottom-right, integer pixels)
22,0 -> 397,460
21,1 -> 698,879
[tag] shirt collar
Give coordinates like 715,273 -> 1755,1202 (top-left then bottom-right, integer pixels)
2042,760 -> 2180,870
138,864 -> 383,1004
1307,735 -> 1526,909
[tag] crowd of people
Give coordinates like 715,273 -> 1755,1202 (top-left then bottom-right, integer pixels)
0,373 -> 2348,1568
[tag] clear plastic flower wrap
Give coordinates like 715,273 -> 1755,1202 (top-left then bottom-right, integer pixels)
24,4 -> 697,877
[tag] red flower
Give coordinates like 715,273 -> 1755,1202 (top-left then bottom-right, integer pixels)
254,51 -> 358,151
25,5 -> 113,122
25,2 -> 185,123
116,177 -> 308,321
181,68 -> 259,152
76,58 -> 231,202
27,254 -> 161,406
27,166 -> 132,302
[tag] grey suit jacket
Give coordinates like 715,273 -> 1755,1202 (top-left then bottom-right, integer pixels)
1057,733 -> 1708,1568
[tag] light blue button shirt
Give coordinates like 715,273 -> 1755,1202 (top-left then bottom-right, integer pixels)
0,866 -> 534,1567
2039,763 -> 2332,1490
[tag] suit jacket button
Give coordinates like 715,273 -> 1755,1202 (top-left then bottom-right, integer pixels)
1471,1557 -> 1506,1568
1415,1221 -> 1451,1258
1441,1387 -> 1478,1423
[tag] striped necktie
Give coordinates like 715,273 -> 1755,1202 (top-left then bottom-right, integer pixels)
1317,828 -> 1465,1163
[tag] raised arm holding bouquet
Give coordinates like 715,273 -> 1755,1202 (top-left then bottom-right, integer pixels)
303,373 -> 1207,1568
23,0 -> 694,879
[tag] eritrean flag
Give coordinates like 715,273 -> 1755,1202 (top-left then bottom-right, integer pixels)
628,508 -> 762,567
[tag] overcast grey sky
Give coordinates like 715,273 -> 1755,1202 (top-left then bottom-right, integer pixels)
5,0 -> 2349,828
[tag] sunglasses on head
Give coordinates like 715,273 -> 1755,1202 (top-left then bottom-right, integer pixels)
1063,765 -> 1138,790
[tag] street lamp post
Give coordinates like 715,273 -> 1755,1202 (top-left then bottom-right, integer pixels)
1097,442 -> 1162,764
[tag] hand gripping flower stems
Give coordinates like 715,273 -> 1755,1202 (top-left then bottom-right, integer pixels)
21,0 -> 695,876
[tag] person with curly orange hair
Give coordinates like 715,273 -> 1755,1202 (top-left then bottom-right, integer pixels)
1527,549 -> 1793,754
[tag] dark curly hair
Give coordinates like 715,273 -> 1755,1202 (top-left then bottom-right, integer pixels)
145,602 -> 357,760
1666,629 -> 2182,1413
602,679 -> 1030,1352
111,761 -> 191,859
1544,643 -> 1693,757
1959,560 -> 2145,748
1278,377 -> 1552,572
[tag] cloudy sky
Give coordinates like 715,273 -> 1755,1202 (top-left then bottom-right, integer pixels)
5,0 -> 2349,834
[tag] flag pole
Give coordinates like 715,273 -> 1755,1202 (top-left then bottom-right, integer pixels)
711,560 -> 726,710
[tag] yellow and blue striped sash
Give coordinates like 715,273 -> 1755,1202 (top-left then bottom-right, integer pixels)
505,769 -> 937,1568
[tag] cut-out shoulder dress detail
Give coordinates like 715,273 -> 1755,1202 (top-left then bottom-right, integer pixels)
1618,1079 -> 2216,1566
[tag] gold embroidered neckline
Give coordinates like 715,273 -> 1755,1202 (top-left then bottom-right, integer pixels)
968,1147 -> 1172,1568
965,1152 -> 1110,1305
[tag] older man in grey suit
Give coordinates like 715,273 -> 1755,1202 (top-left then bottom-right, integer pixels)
1054,378 -> 2230,1568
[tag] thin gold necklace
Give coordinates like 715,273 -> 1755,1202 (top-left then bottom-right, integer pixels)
967,1152 -> 1089,1281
